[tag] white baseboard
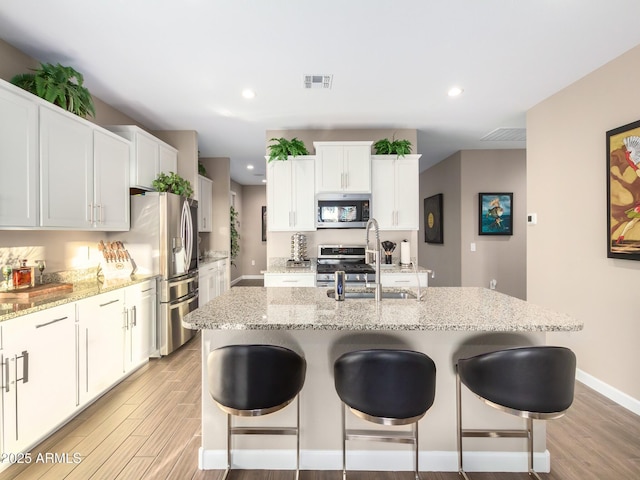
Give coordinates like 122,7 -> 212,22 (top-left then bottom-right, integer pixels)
576,369 -> 640,416
199,448 -> 550,472
229,274 -> 264,286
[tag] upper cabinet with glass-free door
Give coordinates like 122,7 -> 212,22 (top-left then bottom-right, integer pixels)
314,141 -> 372,193
106,125 -> 178,190
0,80 -> 38,227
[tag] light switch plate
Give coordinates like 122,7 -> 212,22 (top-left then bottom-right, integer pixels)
527,213 -> 537,225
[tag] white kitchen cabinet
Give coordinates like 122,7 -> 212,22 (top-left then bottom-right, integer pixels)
198,175 -> 213,232
264,273 -> 316,287
106,125 -> 178,190
314,141 -> 372,193
39,105 -> 93,228
381,272 -> 430,288
77,290 -> 125,404
371,155 -> 421,230
266,156 -> 315,231
159,143 -> 178,176
0,81 -> 38,227
123,280 -> 155,372
1,303 -> 76,455
199,259 -> 228,305
93,130 -> 131,230
39,106 -> 131,230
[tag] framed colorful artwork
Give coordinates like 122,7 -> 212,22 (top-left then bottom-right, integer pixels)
424,194 -> 443,243
479,193 -> 513,236
607,119 -> 640,260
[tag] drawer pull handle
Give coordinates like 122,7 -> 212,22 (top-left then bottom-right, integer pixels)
36,316 -> 68,328
99,299 -> 119,307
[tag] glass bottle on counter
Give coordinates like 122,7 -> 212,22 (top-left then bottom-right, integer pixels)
12,259 -> 34,289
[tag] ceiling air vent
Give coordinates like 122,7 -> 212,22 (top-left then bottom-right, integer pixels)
480,127 -> 526,142
303,74 -> 332,89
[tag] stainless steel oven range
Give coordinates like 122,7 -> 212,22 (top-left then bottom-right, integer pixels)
315,245 -> 375,288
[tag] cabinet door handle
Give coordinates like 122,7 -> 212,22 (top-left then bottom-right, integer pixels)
141,288 -> 153,293
345,172 -> 349,188
16,351 -> 29,384
3,356 -> 9,393
75,324 -> 80,406
36,316 -> 68,329
123,308 -> 129,330
131,305 -> 137,327
88,203 -> 93,223
98,204 -> 103,224
100,299 -> 119,307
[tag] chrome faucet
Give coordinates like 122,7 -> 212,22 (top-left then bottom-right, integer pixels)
365,218 -> 382,302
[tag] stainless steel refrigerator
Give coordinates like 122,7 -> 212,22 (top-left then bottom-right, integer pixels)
116,192 -> 199,356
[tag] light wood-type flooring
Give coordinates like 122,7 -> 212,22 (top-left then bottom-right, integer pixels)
1,334 -> 638,480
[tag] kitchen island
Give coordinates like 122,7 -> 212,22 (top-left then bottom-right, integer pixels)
184,286 -> 582,474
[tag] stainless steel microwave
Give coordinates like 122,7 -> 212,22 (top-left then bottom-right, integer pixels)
316,193 -> 371,229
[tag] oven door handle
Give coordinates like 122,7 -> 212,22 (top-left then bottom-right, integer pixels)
169,291 -> 198,309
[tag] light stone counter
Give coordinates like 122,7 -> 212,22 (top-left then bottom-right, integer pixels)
0,274 -> 157,322
191,286 -> 582,474
184,286 -> 582,332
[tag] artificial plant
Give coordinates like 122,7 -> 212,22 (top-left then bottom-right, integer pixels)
373,136 -> 413,157
267,137 -> 309,162
230,206 -> 240,267
11,62 -> 96,118
152,172 -> 194,198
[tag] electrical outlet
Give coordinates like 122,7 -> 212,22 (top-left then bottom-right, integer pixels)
489,279 -> 497,290
470,243 -> 476,252
251,260 -> 255,266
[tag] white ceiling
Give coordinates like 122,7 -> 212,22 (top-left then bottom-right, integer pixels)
2,0 -> 640,186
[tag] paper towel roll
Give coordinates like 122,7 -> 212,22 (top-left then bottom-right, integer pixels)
400,241 -> 410,266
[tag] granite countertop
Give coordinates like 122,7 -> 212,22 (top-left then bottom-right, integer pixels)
199,255 -> 229,266
0,274 -> 157,322
184,286 -> 583,333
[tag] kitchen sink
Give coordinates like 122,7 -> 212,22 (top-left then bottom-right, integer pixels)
326,290 -> 416,300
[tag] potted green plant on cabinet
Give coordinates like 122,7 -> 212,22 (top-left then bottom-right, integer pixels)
10,62 -> 96,118
152,172 -> 194,198
267,137 -> 309,162
373,137 -> 413,157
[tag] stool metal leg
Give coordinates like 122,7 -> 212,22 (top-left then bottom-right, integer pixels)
527,417 -> 543,480
221,413 -> 231,480
342,402 -> 347,480
295,395 -> 300,480
413,421 -> 420,480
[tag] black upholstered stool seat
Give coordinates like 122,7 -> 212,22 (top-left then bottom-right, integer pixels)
334,349 -> 437,480
208,344 -> 306,480
456,346 -> 576,480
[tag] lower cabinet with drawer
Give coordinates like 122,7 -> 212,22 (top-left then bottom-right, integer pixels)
380,273 -> 430,288
1,303 -> 76,456
264,272 -> 316,287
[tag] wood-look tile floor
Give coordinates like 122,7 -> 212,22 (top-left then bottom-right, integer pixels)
1,335 -> 638,480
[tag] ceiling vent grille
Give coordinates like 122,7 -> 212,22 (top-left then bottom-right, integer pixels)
481,127 -> 526,142
303,74 -> 332,89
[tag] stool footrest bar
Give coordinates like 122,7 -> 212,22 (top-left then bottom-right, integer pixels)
461,428 -> 528,438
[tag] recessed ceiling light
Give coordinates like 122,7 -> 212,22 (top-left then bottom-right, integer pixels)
242,88 -> 256,99
448,86 -> 463,97
247,164 -> 254,170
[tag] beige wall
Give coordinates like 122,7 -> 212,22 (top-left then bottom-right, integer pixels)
528,44 -> 640,401
460,150 -> 527,299
266,128 -> 417,155
419,151 -> 462,286
199,157 -> 231,272
419,149 -> 526,299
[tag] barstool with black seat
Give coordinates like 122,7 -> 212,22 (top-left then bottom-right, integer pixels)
334,349 -> 437,480
207,344 -> 307,480
456,345 -> 576,480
